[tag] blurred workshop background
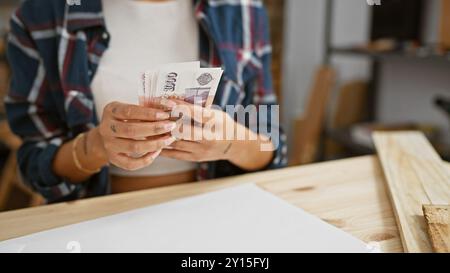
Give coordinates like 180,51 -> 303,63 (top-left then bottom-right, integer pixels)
0,0 -> 449,211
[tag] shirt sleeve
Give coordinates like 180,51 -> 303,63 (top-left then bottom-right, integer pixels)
5,9 -> 84,202
251,6 -> 288,170
207,5 -> 288,179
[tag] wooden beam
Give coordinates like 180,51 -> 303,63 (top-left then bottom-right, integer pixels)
373,131 -> 450,253
291,66 -> 336,165
440,0 -> 450,50
423,205 -> 450,253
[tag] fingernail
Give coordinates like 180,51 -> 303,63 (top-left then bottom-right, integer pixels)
164,137 -> 176,146
164,122 -> 177,131
161,98 -> 177,109
156,112 -> 170,120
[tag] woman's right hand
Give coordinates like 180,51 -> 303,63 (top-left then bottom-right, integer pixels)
97,101 -> 177,171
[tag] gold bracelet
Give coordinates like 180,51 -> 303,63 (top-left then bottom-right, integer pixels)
72,133 -> 102,174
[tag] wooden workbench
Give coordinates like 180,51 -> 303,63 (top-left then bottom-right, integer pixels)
3,155 -> 446,252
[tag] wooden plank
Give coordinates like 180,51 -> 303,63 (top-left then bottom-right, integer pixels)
331,81 -> 369,128
373,131 -> 450,253
423,205 -> 450,253
325,80 -> 369,158
440,0 -> 450,50
0,156 -> 404,252
263,0 -> 285,102
291,66 -> 336,165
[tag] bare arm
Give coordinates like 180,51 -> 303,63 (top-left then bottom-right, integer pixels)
53,127 -> 107,183
226,124 -> 274,171
161,101 -> 275,171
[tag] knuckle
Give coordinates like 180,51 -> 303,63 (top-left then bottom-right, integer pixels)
154,125 -> 163,134
123,106 -> 133,119
104,102 -> 113,113
124,124 -> 135,137
106,102 -> 118,113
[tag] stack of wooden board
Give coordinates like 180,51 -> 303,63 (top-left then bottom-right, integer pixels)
373,132 -> 450,253
423,205 -> 450,253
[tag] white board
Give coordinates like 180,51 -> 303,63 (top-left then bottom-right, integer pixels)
0,184 -> 370,253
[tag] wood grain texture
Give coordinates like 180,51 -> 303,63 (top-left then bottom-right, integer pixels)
423,205 -> 450,253
373,132 -> 450,253
0,156 -> 405,252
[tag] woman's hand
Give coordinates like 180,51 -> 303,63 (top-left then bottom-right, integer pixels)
160,100 -> 275,171
162,105 -> 236,162
97,101 -> 177,171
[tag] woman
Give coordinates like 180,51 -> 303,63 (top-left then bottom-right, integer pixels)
5,0 -> 287,203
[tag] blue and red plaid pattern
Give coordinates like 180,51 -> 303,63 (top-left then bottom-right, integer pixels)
5,0 -> 287,203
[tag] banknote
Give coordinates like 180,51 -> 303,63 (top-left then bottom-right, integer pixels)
138,62 -> 223,108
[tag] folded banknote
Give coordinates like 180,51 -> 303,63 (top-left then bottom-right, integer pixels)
139,62 -> 223,108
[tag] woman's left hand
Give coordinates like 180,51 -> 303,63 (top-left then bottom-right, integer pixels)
159,100 -> 238,162
158,99 -> 275,171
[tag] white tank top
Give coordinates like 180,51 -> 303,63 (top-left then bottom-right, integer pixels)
92,0 -> 199,176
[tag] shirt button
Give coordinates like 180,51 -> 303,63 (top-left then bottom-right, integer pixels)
102,32 -> 109,39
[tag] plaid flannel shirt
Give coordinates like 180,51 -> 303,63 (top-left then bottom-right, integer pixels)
5,0 -> 288,203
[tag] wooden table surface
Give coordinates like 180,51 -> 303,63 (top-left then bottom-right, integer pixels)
2,155 -> 447,252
